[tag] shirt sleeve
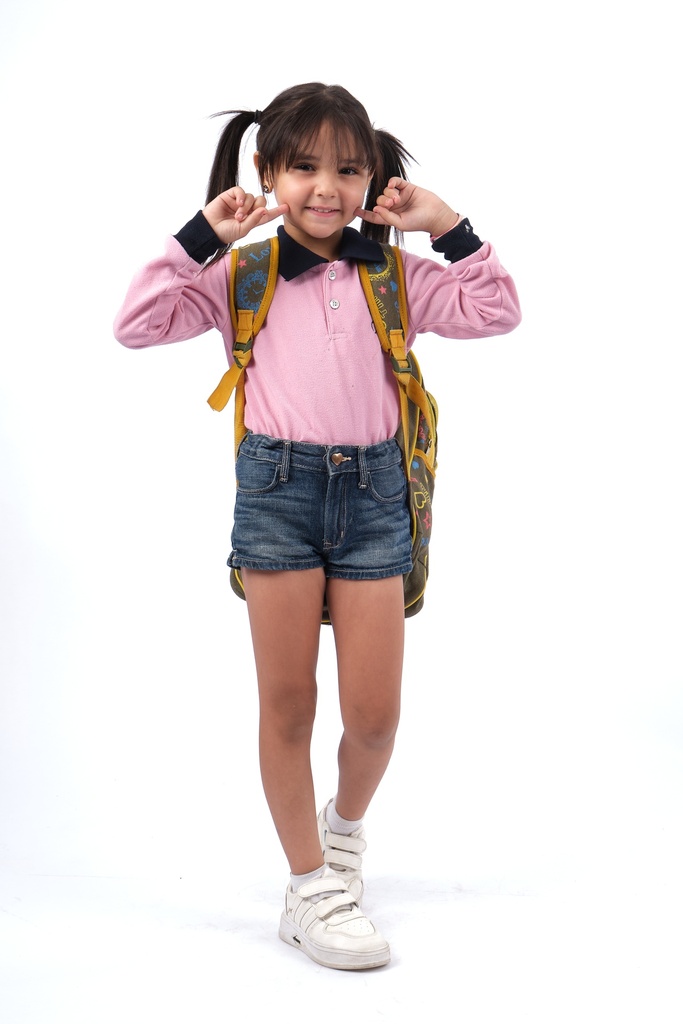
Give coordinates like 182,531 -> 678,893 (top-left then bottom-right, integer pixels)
430,218 -> 484,261
113,213 -> 232,349
402,222 -> 522,343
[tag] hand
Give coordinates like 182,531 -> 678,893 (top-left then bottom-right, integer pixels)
356,178 -> 460,237
203,187 -> 288,245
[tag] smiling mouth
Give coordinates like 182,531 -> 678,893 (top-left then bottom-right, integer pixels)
306,206 -> 340,214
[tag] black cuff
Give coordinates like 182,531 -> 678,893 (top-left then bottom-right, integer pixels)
174,210 -> 226,264
431,218 -> 483,262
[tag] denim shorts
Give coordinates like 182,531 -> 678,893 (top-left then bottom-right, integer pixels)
227,433 -> 413,580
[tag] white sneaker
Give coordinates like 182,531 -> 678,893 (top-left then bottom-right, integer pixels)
317,799 -> 366,904
279,869 -> 390,970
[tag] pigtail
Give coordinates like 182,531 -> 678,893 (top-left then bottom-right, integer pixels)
362,129 -> 415,247
205,109 -> 258,204
200,110 -> 258,269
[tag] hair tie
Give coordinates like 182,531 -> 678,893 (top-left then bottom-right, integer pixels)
253,110 -> 262,125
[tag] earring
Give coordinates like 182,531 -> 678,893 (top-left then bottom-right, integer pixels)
263,185 -> 271,194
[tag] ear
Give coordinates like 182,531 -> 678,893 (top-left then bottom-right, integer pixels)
253,152 -> 271,192
253,151 -> 262,188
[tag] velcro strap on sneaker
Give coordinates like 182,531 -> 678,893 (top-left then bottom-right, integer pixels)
314,892 -> 359,919
298,875 -> 352,900
324,830 -> 367,855
323,830 -> 366,872
323,847 -> 363,871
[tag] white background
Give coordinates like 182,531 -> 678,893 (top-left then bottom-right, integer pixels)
1,1 -> 681,1020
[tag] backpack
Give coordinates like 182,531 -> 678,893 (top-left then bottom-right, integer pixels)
207,236 -> 438,620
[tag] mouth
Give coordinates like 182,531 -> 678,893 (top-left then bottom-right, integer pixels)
306,206 -> 340,215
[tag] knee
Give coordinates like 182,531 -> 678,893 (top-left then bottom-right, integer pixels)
344,707 -> 399,751
259,679 -> 317,741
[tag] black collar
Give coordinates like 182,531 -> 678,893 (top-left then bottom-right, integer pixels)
276,225 -> 384,281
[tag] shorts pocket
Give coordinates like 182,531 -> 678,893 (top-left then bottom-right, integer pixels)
235,452 -> 283,494
367,461 -> 406,503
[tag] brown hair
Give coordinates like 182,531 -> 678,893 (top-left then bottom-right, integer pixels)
206,82 -> 414,246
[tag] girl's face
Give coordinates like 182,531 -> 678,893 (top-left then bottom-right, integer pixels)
261,123 -> 373,260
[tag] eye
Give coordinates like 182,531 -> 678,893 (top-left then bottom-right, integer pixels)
340,167 -> 358,176
293,162 -> 314,172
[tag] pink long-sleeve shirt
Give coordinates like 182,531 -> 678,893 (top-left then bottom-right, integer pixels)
114,215 -> 521,445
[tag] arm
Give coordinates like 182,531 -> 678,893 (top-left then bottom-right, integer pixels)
358,179 -> 521,339
114,187 -> 288,349
113,213 -> 233,349
403,225 -> 522,341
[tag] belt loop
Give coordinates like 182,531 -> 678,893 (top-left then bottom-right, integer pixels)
280,440 -> 291,482
358,445 -> 368,489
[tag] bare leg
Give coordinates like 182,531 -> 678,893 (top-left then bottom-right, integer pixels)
326,575 -> 405,821
241,567 -> 327,875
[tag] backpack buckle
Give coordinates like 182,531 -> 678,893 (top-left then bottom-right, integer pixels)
232,336 -> 253,368
390,353 -> 411,374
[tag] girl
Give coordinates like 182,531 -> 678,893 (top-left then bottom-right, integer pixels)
114,82 -> 521,970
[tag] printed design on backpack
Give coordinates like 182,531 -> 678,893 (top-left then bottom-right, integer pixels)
411,459 -> 432,531
235,269 -> 269,313
232,242 -> 275,311
401,397 -> 437,615
416,410 -> 431,452
365,249 -> 401,322
411,411 -> 434,542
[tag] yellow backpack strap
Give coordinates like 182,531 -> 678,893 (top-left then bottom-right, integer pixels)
357,243 -> 407,356
358,244 -> 436,459
207,236 -> 280,416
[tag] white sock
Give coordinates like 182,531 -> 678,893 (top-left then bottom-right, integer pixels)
290,864 -> 350,905
327,799 -> 364,836
290,865 -> 325,891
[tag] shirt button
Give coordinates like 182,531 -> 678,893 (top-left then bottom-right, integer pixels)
329,299 -> 340,309
328,270 -> 336,280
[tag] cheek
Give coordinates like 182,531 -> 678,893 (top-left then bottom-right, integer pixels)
350,176 -> 370,198
272,182 -> 290,204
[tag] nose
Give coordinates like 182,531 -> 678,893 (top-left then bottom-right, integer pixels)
314,169 -> 337,197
